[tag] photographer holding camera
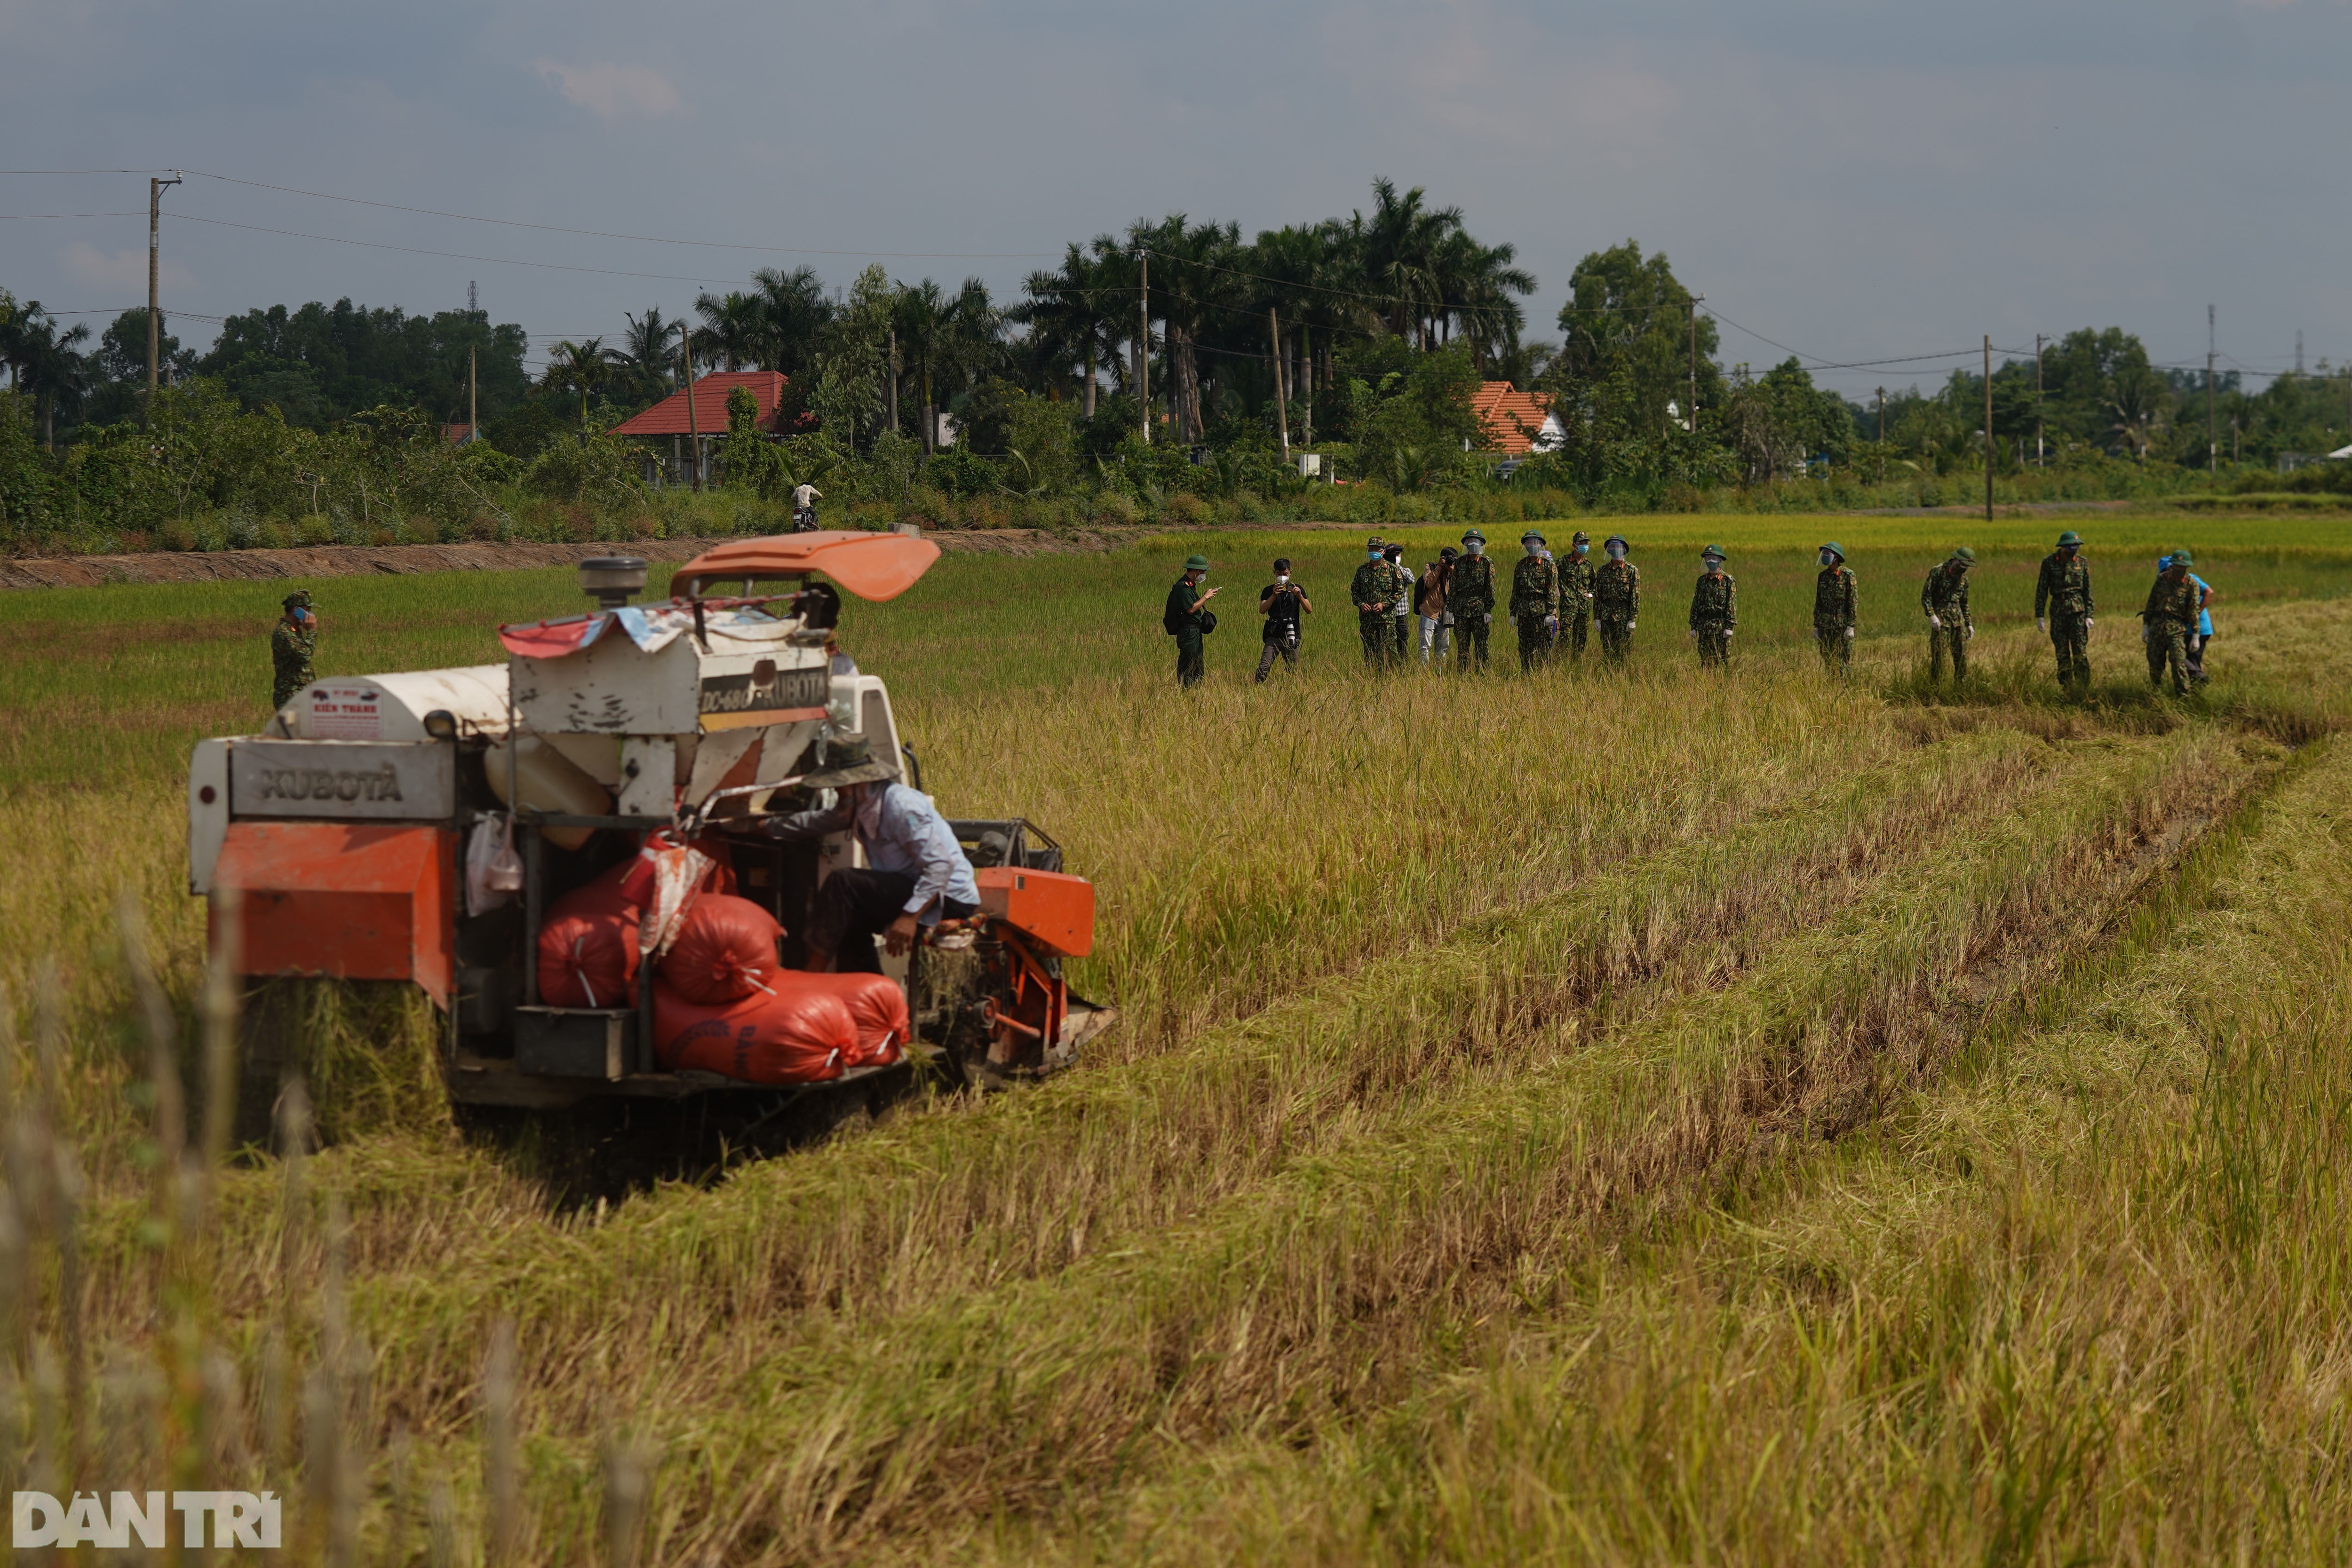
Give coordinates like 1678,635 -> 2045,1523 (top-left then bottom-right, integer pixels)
1255,556 -> 1312,683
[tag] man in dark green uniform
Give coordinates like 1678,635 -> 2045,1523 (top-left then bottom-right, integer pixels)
272,591 -> 318,709
1688,545 -> 1736,667
1351,535 -> 1404,669
1163,554 -> 1217,688
1510,530 -> 1561,673
1920,547 -> 1975,682
1593,535 -> 1640,666
2034,529 -> 2096,693
1813,542 -> 1857,673
1448,528 -> 1496,670
2141,548 -> 2199,696
1559,530 -> 1597,662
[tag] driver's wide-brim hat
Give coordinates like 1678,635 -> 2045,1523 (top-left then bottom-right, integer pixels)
800,735 -> 900,790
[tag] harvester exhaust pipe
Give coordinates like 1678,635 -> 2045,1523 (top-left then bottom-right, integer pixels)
580,556 -> 648,609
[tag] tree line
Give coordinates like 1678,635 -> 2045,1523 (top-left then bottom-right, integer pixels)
7,177 -> 2351,549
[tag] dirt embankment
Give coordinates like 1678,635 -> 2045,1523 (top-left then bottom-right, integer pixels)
0,529 -> 1161,590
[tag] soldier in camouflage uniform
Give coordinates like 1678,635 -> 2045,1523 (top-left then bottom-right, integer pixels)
271,591 -> 318,709
1510,530 -> 1561,673
1448,528 -> 1497,670
2141,548 -> 2199,696
1558,530 -> 1597,662
2034,529 -> 2096,693
1920,547 -> 1975,682
1688,545 -> 1736,667
1813,541 -> 1857,674
1592,534 -> 1640,666
1350,535 -> 1406,669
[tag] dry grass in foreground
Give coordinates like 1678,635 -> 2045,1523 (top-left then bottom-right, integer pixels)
1,593 -> 2349,1564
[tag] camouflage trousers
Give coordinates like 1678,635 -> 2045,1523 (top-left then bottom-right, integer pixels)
1453,615 -> 1491,670
1515,614 -> 1555,673
1596,613 -> 1634,665
1694,621 -> 1732,667
1358,611 -> 1394,668
1563,608 -> 1589,661
1928,623 -> 1968,681
1815,626 -> 1852,673
2145,618 -> 2191,696
2050,612 -> 2091,690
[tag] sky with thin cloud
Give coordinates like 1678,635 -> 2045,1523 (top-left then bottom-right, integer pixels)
1,0 -> 2345,399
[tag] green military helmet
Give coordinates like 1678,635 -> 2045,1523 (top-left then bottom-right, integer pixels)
282,591 -> 313,610
1700,544 -> 1725,562
1820,541 -> 1845,561
2056,530 -> 2083,548
2170,547 -> 2194,567
1604,534 -> 1629,551
1183,554 -> 1211,572
1461,528 -> 1486,545
1951,546 -> 1977,566
1522,530 -> 1546,545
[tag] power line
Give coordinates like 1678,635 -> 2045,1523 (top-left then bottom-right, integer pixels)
0,211 -> 145,219
164,211 -> 746,285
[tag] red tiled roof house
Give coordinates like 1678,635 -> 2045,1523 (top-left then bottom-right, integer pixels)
1470,382 -> 1565,455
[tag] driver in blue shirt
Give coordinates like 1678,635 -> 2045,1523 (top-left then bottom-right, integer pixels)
763,736 -> 981,973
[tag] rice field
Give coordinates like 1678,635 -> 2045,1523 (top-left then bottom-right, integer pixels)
2,513 -> 2350,1564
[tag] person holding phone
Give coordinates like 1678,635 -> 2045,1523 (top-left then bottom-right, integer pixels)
1165,554 -> 1219,688
271,590 -> 319,709
1256,557 -> 1311,682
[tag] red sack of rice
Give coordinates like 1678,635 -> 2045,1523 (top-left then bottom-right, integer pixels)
536,876 -> 640,1009
778,971 -> 911,1066
653,981 -> 857,1084
657,894 -> 784,1006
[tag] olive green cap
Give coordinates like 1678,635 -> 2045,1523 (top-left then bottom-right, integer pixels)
1951,546 -> 1977,565
2170,547 -> 2194,566
2056,530 -> 2083,547
282,591 -> 313,610
1366,534 -> 1384,548
1183,554 -> 1210,572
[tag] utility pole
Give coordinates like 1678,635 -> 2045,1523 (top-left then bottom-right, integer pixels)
2207,303 -> 2217,478
1983,335 -> 1994,524
1137,250 -> 1151,445
889,325 -> 900,435
1269,307 -> 1290,461
1688,293 -> 1703,435
1876,386 -> 1886,443
2034,333 -> 2045,467
146,169 -> 182,403
468,347 -> 477,441
2296,329 -> 2304,376
680,330 -> 701,491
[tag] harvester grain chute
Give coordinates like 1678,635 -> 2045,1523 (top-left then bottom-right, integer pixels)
189,531 -> 1112,1145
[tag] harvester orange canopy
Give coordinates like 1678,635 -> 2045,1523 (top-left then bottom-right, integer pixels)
674,531 -> 941,602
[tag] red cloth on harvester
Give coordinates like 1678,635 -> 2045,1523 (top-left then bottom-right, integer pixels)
617,832 -> 737,909
536,869 -> 640,1009
653,982 -> 858,1084
658,894 -> 785,1006
777,971 -> 911,1067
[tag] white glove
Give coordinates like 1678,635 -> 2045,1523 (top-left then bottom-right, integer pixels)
1482,612 -> 1492,625
1844,627 -> 1855,641
1928,615 -> 1942,630
2036,618 -> 2047,635
1964,625 -> 1974,641
1725,629 -> 1734,638
1626,620 -> 1636,631
1688,630 -> 1697,641
2085,617 -> 2095,629
1584,592 -> 1594,600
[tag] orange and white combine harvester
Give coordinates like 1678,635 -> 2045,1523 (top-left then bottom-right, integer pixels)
189,531 -> 1109,1135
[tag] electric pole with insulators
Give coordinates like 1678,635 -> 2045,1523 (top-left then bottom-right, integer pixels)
147,169 -> 183,402
1984,336 -> 1994,524
2208,304 -> 2217,478
1137,250 -> 1151,446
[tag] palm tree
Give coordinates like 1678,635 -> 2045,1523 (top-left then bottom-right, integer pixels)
1009,244 -> 1122,418
748,266 -> 833,379
1129,214 -> 1241,444
543,338 -> 624,437
2106,367 -> 2168,461
892,278 -> 1000,453
1354,178 -> 1462,346
4,304 -> 92,449
1436,232 -> 1535,376
691,290 -> 768,372
620,309 -> 681,400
